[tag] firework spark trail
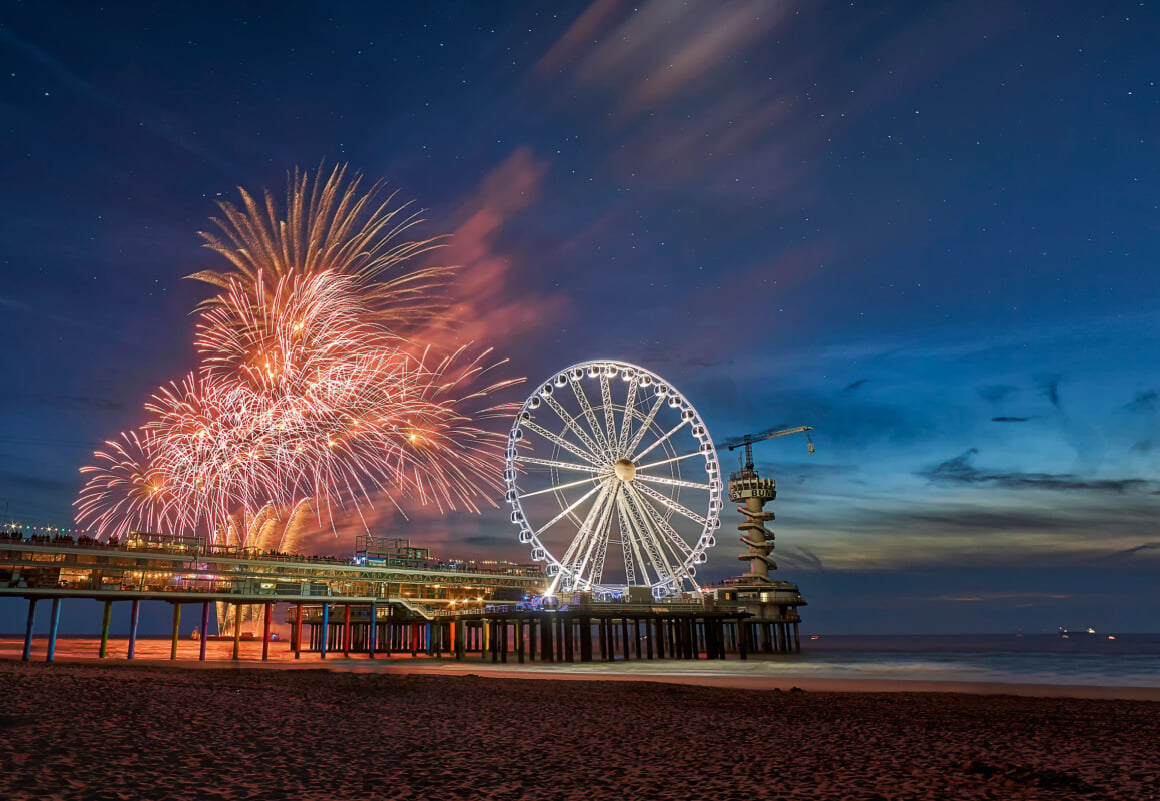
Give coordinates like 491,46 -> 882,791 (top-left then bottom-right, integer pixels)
76,166 -> 521,543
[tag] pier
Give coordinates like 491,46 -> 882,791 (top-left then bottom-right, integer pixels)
2,532 -> 804,663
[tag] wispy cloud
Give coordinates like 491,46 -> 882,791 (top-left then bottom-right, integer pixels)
921,448 -> 1155,494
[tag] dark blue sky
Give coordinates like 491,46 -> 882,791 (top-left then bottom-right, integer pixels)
2,1 -> 1158,633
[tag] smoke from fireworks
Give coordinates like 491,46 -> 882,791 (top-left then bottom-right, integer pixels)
75,166 -> 520,543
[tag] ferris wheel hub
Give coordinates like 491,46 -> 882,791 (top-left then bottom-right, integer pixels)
613,458 -> 637,482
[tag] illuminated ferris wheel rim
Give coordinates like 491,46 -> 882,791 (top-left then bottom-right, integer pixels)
504,359 -> 722,599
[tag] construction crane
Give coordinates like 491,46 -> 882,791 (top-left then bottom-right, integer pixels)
719,425 -> 814,474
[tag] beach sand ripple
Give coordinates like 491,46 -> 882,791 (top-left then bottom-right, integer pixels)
1,662 -> 1156,800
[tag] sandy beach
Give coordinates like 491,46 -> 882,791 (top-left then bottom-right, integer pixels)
1,659 -> 1157,800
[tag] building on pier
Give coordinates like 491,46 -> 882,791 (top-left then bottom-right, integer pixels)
0,530 -> 544,664
698,453 -> 809,653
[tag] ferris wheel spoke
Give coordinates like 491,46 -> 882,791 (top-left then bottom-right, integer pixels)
632,418 -> 689,462
569,376 -> 614,458
533,481 -> 606,538
625,393 -> 665,457
599,373 -> 617,453
634,501 -> 698,591
635,450 -> 703,473
519,456 -> 605,474
617,491 -> 654,586
571,484 -> 619,588
615,494 -> 643,586
620,492 -> 661,588
627,484 -> 695,560
621,488 -> 676,586
521,420 -> 604,467
633,482 -> 709,526
590,526 -> 610,587
634,473 -> 711,491
519,473 -> 601,499
590,485 -> 622,587
542,393 -> 608,462
556,482 -> 613,576
617,377 -> 639,455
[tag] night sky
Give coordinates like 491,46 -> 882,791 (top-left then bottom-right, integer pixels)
2,1 -> 1158,633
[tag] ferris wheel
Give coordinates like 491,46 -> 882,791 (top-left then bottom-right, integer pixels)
505,360 -> 722,599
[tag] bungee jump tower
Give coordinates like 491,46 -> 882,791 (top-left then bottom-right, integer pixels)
703,426 -> 813,654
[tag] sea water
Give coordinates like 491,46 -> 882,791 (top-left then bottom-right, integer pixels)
791,633 -> 1160,687
461,632 -> 1160,688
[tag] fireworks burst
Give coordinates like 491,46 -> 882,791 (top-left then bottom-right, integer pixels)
76,166 -> 520,543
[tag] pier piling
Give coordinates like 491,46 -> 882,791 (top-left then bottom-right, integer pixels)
127,599 -> 140,660
46,597 -> 61,663
170,603 -> 181,660
22,598 -> 37,662
99,599 -> 112,659
232,603 -> 243,660
199,601 -> 210,661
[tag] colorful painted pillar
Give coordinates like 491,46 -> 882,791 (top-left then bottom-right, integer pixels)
21,598 -> 37,662
320,603 -> 329,659
126,599 -> 141,660
199,601 -> 210,662
46,597 -> 62,663
170,604 -> 181,660
343,605 -> 351,656
99,600 -> 113,659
